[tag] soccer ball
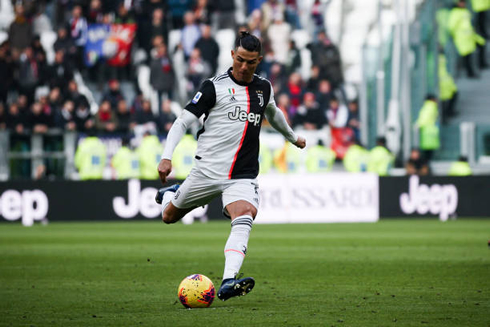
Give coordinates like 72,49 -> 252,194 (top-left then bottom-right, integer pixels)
178,274 -> 215,308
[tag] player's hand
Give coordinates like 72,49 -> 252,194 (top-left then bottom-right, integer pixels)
157,159 -> 172,184
294,136 -> 306,149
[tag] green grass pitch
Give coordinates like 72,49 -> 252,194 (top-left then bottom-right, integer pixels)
0,220 -> 489,326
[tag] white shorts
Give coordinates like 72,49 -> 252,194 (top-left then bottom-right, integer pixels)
171,168 -> 259,217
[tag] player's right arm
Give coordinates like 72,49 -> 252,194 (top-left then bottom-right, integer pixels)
158,111 -> 199,184
158,80 -> 216,184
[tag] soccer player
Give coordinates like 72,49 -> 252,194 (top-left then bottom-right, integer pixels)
155,31 -> 306,301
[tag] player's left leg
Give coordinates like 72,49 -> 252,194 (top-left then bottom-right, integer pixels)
217,180 -> 259,300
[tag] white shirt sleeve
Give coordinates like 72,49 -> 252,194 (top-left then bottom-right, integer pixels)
265,103 -> 298,144
161,110 -> 199,160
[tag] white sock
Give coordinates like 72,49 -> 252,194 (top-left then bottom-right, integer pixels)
161,191 -> 174,213
222,215 -> 253,280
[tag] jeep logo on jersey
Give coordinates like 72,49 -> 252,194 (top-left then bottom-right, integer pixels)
228,106 -> 261,126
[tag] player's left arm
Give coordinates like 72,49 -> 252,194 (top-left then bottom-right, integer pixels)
264,103 -> 306,149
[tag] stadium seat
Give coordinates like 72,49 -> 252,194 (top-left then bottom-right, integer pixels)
40,31 -> 57,64
0,0 -> 14,31
216,29 -> 235,74
290,29 -> 310,50
0,31 -> 7,44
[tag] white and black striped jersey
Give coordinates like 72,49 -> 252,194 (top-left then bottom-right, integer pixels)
185,68 -> 275,180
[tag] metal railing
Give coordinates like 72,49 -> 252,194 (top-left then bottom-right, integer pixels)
0,129 -> 77,180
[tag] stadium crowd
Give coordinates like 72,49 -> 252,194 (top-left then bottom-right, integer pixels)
0,0 -> 368,179
0,0 -> 354,136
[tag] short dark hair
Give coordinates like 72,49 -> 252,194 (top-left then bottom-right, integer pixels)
234,31 -> 262,54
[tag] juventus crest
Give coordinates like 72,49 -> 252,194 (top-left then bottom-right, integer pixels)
257,93 -> 264,107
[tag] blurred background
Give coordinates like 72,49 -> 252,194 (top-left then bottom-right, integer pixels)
0,0 -> 489,181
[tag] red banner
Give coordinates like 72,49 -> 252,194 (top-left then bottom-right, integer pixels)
106,24 -> 136,67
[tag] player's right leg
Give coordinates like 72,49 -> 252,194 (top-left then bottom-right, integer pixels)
155,184 -> 193,224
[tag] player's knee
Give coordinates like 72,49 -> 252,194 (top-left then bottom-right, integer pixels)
162,212 -> 177,224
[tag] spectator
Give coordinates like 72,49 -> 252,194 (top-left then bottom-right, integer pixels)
114,3 -> 136,24
415,95 -> 440,161
276,93 -> 292,125
74,132 -> 107,180
150,43 -> 175,103
47,50 -> 74,90
68,5 -> 88,70
307,31 -> 344,90
102,79 -> 125,110
65,80 -> 88,110
157,99 -> 177,136
311,0 -> 325,35
17,47 -> 40,104
32,7 -> 52,36
149,8 -> 168,52
168,0 -> 193,29
115,99 -> 132,135
367,137 -> 394,176
74,103 -> 95,133
406,148 -> 429,176
284,0 -> 301,29
54,100 -> 77,131
248,9 -> 263,39
94,100 -> 118,133
306,65 -> 321,92
0,103 -> 6,130
53,25 -> 77,67
0,42 -> 14,105
292,92 -> 327,130
261,0 -> 286,33
6,103 -> 26,134
35,49 -> 50,87
186,48 -> 212,98
448,155 -> 472,176
131,99 -> 156,126
267,12 -> 291,65
347,100 -> 360,142
316,79 -> 332,111
31,36 -> 46,58
328,96 -> 354,159
48,87 -> 63,113
37,89 -> 53,121
439,49 -> 458,122
8,4 -> 33,58
16,95 -> 29,115
448,0 -> 485,77
210,0 -> 236,30
26,101 -> 53,134
258,48 -> 277,79
195,24 -> 220,75
87,0 -> 104,24
131,91 -> 145,113
111,136 -> 140,180
193,0 -> 211,25
285,40 -> 301,75
327,96 -> 348,128
6,102 -> 30,178
471,0 -> 489,69
286,72 -> 304,113
180,11 -> 201,61
268,63 -> 288,95
343,142 -> 369,172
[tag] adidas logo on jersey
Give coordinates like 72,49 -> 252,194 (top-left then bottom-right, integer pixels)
228,88 -> 237,102
228,106 -> 261,126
